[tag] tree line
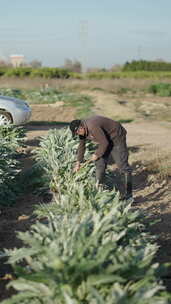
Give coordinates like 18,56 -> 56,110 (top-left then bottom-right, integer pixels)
123,60 -> 171,71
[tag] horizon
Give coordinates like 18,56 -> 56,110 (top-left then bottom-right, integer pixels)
0,0 -> 171,69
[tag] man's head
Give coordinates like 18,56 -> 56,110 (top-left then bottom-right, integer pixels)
69,120 -> 85,138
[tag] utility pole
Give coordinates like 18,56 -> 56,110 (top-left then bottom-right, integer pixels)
79,20 -> 88,73
137,45 -> 142,60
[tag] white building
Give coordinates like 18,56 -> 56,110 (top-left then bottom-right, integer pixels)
10,55 -> 25,67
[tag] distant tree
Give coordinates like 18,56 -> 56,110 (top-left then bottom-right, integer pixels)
0,60 -> 6,66
30,60 -> 42,68
72,60 -> 82,73
100,68 -> 107,72
110,64 -> 122,72
0,59 -> 9,67
155,58 -> 165,62
122,60 -> 171,71
64,59 -> 73,70
87,67 -> 104,73
63,59 -> 82,73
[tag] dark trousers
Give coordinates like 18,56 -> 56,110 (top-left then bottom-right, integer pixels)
95,134 -> 132,198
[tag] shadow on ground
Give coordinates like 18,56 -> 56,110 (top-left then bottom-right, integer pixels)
25,121 -> 69,132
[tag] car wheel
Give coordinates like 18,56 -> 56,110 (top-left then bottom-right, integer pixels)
0,111 -> 12,125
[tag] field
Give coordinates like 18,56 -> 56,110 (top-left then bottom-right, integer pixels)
0,77 -> 171,302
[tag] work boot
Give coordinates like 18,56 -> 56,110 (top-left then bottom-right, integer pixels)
125,172 -> 133,200
95,180 -> 104,191
95,180 -> 108,192
120,172 -> 133,202
95,158 -> 107,185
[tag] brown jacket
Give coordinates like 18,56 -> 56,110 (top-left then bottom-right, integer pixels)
77,115 -> 126,162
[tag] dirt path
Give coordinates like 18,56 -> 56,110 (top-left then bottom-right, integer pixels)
88,90 -> 137,121
87,90 -> 171,150
88,90 -> 171,287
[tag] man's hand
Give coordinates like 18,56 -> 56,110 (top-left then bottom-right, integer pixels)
91,154 -> 99,162
73,162 -> 81,173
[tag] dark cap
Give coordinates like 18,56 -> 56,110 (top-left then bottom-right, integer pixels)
69,120 -> 81,138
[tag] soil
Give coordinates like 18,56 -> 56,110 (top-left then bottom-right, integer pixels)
30,104 -> 76,123
0,96 -> 171,301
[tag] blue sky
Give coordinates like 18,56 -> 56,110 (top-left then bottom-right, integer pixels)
0,0 -> 171,68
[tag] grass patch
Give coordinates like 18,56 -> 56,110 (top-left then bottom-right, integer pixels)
90,87 -> 106,92
117,118 -> 134,123
148,83 -> 171,97
63,93 -> 94,118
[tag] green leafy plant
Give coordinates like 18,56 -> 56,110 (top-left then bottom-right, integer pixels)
0,125 -> 25,150
0,67 -> 70,79
2,201 -> 169,304
1,128 -> 170,303
0,126 -> 25,205
0,88 -> 94,117
148,83 -> 171,97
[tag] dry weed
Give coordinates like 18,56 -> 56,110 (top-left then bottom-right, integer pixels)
146,149 -> 171,181
0,77 -> 162,91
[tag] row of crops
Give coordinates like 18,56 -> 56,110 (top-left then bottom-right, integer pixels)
0,88 -> 84,104
2,67 -> 171,79
1,83 -> 171,106
0,67 -> 70,79
1,128 -> 170,303
0,126 -> 25,206
0,88 -> 94,118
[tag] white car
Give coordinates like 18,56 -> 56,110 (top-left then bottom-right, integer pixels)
0,95 -> 31,125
